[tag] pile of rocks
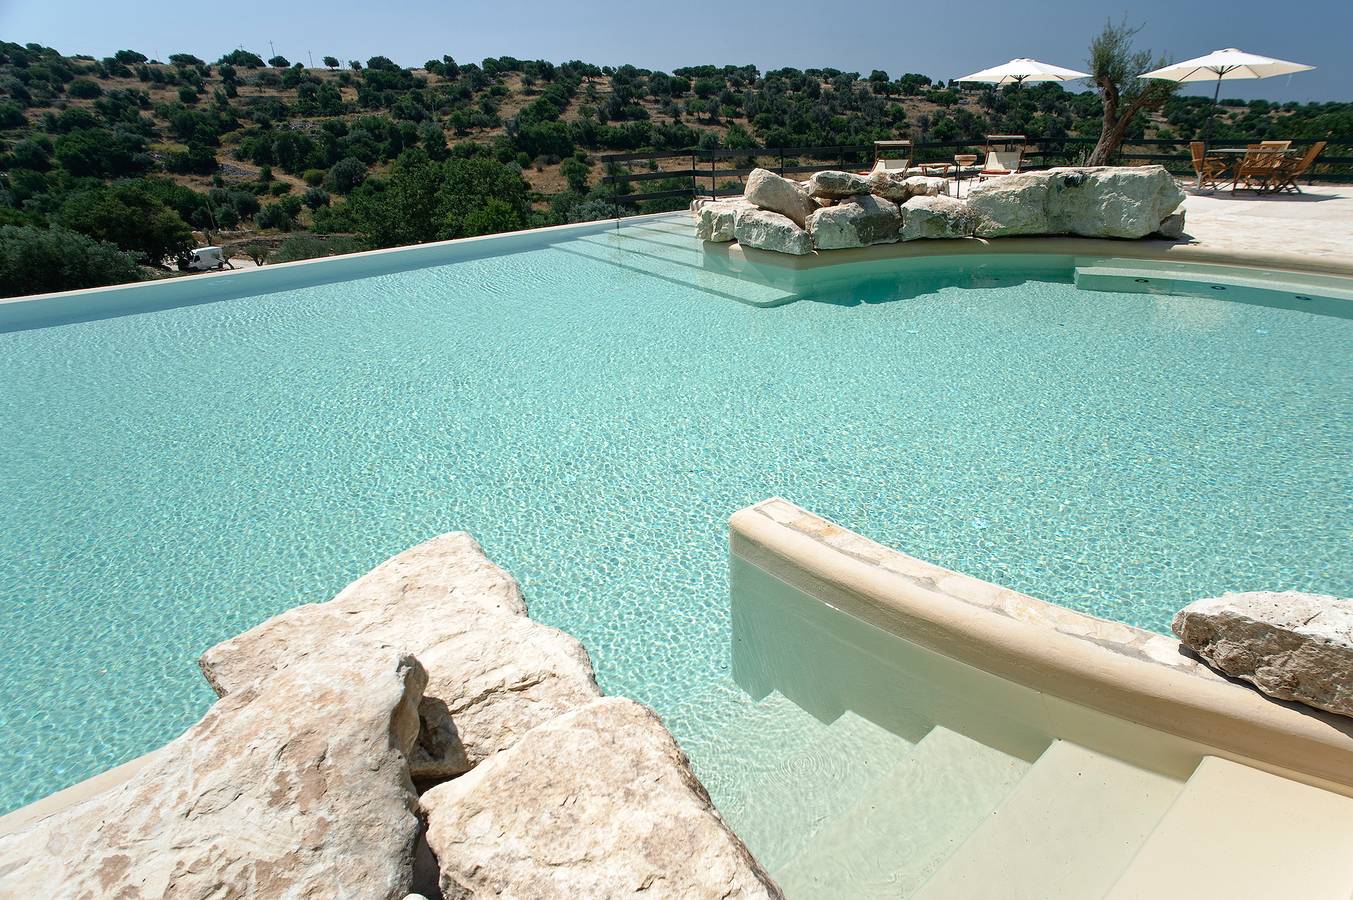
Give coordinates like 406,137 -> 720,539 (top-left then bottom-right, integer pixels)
695,165 -> 1187,255
0,534 -> 782,899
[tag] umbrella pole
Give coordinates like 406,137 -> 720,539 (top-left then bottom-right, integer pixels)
1204,72 -> 1223,143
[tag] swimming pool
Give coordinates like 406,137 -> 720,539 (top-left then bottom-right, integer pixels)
1,214 -> 1349,813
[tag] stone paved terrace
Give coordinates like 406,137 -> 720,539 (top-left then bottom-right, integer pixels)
1177,183 -> 1353,262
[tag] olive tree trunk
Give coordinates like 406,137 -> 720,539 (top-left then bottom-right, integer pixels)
1088,77 -> 1148,166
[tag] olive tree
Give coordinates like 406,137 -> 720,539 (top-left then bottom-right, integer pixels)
0,225 -> 143,296
1087,19 -> 1178,165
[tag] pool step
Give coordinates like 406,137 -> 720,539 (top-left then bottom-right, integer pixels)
664,681 -> 833,814
722,710 -> 919,873
1105,757 -> 1353,899
1073,258 -> 1353,304
561,227 -> 798,308
773,726 -> 1032,899
912,740 -> 1183,899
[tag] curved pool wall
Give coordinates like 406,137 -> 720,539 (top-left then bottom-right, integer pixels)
731,498 -> 1353,796
1,213 -> 1350,814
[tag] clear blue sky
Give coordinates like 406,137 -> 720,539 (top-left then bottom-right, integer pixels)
2,0 -> 1349,102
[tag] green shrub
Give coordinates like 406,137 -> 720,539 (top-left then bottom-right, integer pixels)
67,78 -> 102,99
301,168 -> 326,186
254,195 -> 302,230
321,156 -> 366,194
164,143 -> 217,175
269,181 -> 292,195
57,182 -> 195,265
0,100 -> 24,127
302,186 -> 329,209
271,234 -> 364,262
0,224 -> 143,297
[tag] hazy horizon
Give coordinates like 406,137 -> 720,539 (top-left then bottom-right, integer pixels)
2,0 -> 1349,103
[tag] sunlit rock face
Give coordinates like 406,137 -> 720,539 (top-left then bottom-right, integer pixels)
807,194 -> 902,249
734,207 -> 813,255
0,652 -> 428,899
199,531 -> 602,780
1174,591 -> 1353,718
421,697 -> 785,900
968,166 -> 1185,239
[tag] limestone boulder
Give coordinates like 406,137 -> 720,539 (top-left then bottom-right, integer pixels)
0,652 -> 427,898
421,697 -> 783,899
696,199 -> 753,242
1156,211 -> 1187,240
865,172 -> 947,202
1045,166 -> 1186,238
806,194 -> 902,250
968,166 -> 1185,239
901,195 -> 979,240
804,169 -> 872,200
734,207 -> 813,255
1173,591 -> 1353,717
200,532 -> 601,780
743,168 -> 818,227
904,175 -> 947,198
966,172 -> 1052,237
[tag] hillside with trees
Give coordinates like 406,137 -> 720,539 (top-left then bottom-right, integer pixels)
1,39 -> 1350,295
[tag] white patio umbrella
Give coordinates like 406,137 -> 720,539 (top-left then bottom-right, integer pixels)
1140,48 -> 1315,107
956,58 -> 1091,88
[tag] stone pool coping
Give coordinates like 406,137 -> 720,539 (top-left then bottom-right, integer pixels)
731,498 -> 1353,795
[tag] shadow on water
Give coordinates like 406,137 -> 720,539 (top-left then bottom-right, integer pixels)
795,271 -> 1060,307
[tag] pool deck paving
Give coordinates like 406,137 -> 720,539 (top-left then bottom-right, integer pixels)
1177,184 -> 1353,262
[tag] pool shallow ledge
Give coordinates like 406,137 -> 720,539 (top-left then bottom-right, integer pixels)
730,497 -> 1353,797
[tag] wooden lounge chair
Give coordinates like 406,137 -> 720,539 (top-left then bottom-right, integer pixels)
977,135 -> 1025,180
1259,140 -> 1292,151
1190,141 -> 1228,191
1231,144 -> 1286,192
1269,141 -> 1326,194
871,140 -> 912,175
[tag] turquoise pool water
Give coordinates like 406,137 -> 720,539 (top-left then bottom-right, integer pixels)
1,216 -> 1349,813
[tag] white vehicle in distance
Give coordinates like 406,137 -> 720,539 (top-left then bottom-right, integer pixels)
182,246 -> 229,271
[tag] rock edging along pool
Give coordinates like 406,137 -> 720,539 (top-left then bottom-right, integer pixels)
1,212 -> 1349,813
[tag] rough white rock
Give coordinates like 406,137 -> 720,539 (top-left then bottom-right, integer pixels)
806,194 -> 901,249
696,199 -> 752,242
734,207 -> 813,255
1156,211 -> 1186,240
904,175 -> 947,197
1173,591 -> 1353,717
804,169 -> 872,200
743,167 -> 818,227
968,166 -> 1185,239
0,652 -> 427,898
200,532 -> 601,780
900,195 -> 978,240
966,172 -> 1052,236
865,171 -> 947,202
421,697 -> 784,899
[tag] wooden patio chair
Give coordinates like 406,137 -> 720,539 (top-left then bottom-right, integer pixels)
1259,140 -> 1292,151
1231,144 -> 1286,192
871,140 -> 913,175
977,135 -> 1025,181
1269,141 -> 1326,194
1190,141 -> 1228,190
